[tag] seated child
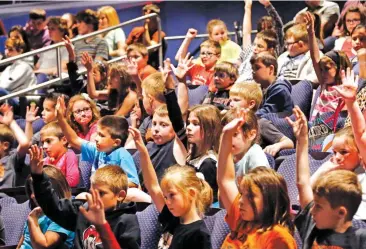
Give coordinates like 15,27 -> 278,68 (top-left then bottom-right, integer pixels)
29,145 -> 141,249
56,95 -> 139,187
288,106 -> 366,248
40,121 -> 79,187
0,104 -> 29,189
17,165 -> 74,249
218,109 -> 296,248
250,52 -> 294,117
229,81 -> 294,156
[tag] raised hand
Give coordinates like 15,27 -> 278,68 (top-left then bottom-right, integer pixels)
128,127 -> 146,152
303,11 -> 315,33
222,108 -> 247,134
245,0 -> 252,8
26,103 -> 40,123
126,58 -> 139,77
56,95 -> 67,119
170,52 -> 194,79
159,58 -> 172,82
186,28 -> 198,39
81,52 -> 93,72
79,188 -> 107,227
334,68 -> 359,102
63,35 -> 76,62
29,144 -> 44,175
286,106 -> 308,140
0,104 -> 14,126
28,207 -> 43,223
258,0 -> 270,7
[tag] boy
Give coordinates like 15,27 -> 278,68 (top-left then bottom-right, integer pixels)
29,145 -> 141,249
250,52 -> 294,117
40,121 -> 79,187
126,43 -> 157,82
0,104 -> 29,190
289,106 -> 366,248
25,8 -> 51,51
229,81 -> 294,156
56,96 -> 139,187
277,24 -> 319,83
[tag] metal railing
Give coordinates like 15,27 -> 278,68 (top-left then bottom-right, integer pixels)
0,12 -> 162,102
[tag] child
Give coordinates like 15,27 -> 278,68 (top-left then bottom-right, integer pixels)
287,105 -> 366,248
29,145 -> 141,249
129,127 -> 212,249
66,94 -> 100,142
0,104 -> 29,189
40,121 -> 79,187
250,52 -> 294,117
17,165 -> 74,249
305,12 -> 351,122
24,8 -> 51,50
351,24 -> 366,78
56,95 -> 139,187
221,109 -> 269,177
83,52 -> 137,116
229,81 -> 294,156
218,109 -> 296,248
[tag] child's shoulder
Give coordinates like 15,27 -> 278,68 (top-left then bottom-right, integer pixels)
252,225 -> 296,249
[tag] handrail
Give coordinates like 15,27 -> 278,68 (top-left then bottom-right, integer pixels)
164,30 -> 257,41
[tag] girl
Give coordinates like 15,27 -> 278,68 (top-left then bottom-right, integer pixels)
17,165 -> 75,249
66,94 -> 100,142
218,109 -> 296,249
221,109 -> 269,178
129,126 -> 212,249
351,24 -> 366,78
8,25 -> 32,66
83,52 -> 137,117
306,12 -> 352,122
98,6 -> 126,58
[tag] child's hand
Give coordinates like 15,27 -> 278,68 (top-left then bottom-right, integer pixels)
63,35 -> 76,62
222,108 -> 247,134
245,0 -> 252,8
56,95 -> 67,119
28,207 -> 43,223
81,52 -> 93,72
159,58 -> 172,83
170,52 -> 194,79
126,58 -> 139,77
29,145 -> 44,175
286,106 -> 308,140
263,143 -> 281,156
129,127 -> 146,152
0,104 -> 14,126
258,0 -> 270,7
79,188 -> 107,227
26,103 -> 40,123
334,68 -> 359,103
303,12 -> 315,33
186,28 -> 197,39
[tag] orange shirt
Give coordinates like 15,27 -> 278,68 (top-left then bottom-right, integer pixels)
187,64 -> 216,92
221,195 -> 297,249
139,64 -> 157,81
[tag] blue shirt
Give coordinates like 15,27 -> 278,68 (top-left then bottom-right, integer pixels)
81,141 -> 139,185
21,215 -> 74,249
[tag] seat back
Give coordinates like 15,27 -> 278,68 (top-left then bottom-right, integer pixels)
78,160 -> 92,190
291,80 -> 313,118
205,209 -> 230,249
265,153 -> 275,169
136,204 -> 161,249
262,114 -> 296,143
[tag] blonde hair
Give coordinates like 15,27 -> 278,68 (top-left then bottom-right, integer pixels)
142,4 -> 160,14
0,124 -> 14,151
206,19 -> 228,41
127,43 -> 148,57
5,38 -> 25,53
141,72 -> 166,103
90,165 -> 128,194
153,104 -> 169,118
40,121 -> 64,140
66,94 -> 100,134
160,165 -> 213,216
200,40 -> 221,55
230,81 -> 263,111
285,23 -> 309,44
98,6 -> 120,27
334,126 -> 358,152
214,61 -> 238,80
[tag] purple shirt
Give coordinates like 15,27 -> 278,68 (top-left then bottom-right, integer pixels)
26,28 -> 51,50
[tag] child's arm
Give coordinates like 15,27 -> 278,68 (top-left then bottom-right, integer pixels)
263,136 -> 294,157
217,109 -> 245,211
174,29 -> 197,61
242,0 -> 253,48
305,12 -> 323,86
56,95 -> 83,151
114,91 -> 138,117
286,106 -> 313,209
16,235 -> 24,249
63,36 -> 84,94
25,103 -> 40,144
0,104 -> 29,157
129,127 -> 165,212
358,48 -> 366,79
126,59 -> 142,98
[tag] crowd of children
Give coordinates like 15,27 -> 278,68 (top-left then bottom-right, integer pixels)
0,1 -> 366,249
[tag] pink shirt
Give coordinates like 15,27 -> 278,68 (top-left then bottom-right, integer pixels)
310,86 -> 342,122
77,122 -> 98,142
44,150 -> 80,187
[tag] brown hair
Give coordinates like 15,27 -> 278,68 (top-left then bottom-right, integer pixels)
29,8 -> 46,21
206,19 -> 228,42
141,72 -> 166,103
257,16 -> 274,33
240,167 -> 294,233
313,170 -> 362,221
342,5 -> 366,35
256,29 -> 278,53
5,38 -> 26,53
40,121 -> 64,140
187,105 -> 222,159
142,4 -> 160,14
214,61 -> 238,81
200,40 -> 221,55
250,52 -> 278,75
90,165 -> 128,194
285,23 -> 309,44
127,43 -> 148,57
160,165 -> 213,216
47,16 -> 69,37
98,115 -> 129,146
229,81 -> 263,111
319,50 -> 352,85
0,124 -> 14,152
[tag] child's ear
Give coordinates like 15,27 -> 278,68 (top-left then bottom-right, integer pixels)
117,189 -> 127,201
0,141 -> 10,152
113,138 -> 122,147
337,206 -> 348,219
248,100 -> 256,110
188,187 -> 197,199
248,129 -> 257,142
269,65 -> 275,76
61,136 -> 68,146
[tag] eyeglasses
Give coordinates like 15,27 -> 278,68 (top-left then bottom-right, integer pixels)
346,19 -> 361,24
285,40 -> 299,48
73,107 -> 91,115
214,72 -> 228,79
200,52 -> 217,57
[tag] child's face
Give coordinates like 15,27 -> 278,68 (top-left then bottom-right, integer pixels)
142,89 -> 153,116
92,184 -> 122,211
285,36 -> 303,57
128,51 -> 147,70
77,21 -> 90,35
162,183 -> 189,217
108,73 -> 120,90
352,27 -> 366,51
94,126 -> 117,152
331,135 -> 360,171
151,114 -> 175,145
229,96 -> 252,110
231,129 -> 255,158
71,100 -> 93,127
93,67 -> 102,84
48,22 -> 63,42
42,99 -> 57,123
210,25 -> 228,43
200,46 -> 219,69
253,37 -> 268,55
238,184 -> 264,221
345,12 -> 361,34
214,71 -> 234,90
311,195 -> 342,230
186,112 -> 202,145
41,135 -> 67,160
320,62 -> 337,85
98,13 -> 109,30
252,61 -> 272,85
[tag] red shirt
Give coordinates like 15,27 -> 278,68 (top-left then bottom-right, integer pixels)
187,64 -> 216,92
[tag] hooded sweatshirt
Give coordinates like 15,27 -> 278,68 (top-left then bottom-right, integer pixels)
31,173 -> 141,249
256,78 -> 294,118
